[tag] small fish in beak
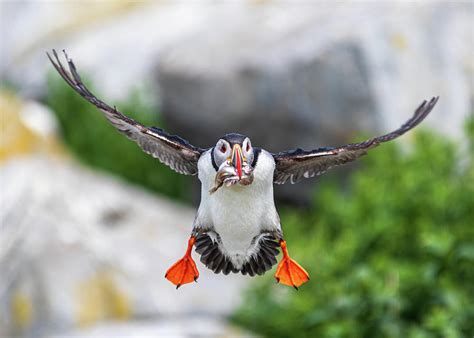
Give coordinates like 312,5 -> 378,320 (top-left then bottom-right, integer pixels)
239,164 -> 254,186
209,144 -> 255,194
209,163 -> 239,194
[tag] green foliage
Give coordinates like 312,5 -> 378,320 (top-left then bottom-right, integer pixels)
233,122 -> 474,338
45,73 -> 192,202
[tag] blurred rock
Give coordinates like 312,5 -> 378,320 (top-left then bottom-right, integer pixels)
0,1 -> 217,100
158,40 -> 376,154
46,317 -> 255,338
0,157 -> 248,337
0,93 -> 63,162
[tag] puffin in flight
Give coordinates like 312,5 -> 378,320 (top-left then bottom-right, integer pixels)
48,50 -> 439,289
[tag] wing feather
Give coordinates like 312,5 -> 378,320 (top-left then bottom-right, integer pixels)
47,49 -> 204,175
273,96 -> 439,184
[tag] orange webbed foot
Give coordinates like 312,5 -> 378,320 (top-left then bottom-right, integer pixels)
275,240 -> 310,289
165,237 -> 199,289
165,255 -> 199,288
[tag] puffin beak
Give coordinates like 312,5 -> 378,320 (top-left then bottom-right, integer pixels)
231,144 -> 243,179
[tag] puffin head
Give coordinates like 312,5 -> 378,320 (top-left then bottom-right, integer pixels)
212,133 -> 255,187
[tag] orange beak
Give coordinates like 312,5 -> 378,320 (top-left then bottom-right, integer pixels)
231,144 -> 243,179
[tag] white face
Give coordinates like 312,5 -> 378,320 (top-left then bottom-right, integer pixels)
213,137 -> 254,168
209,136 -> 255,192
242,137 -> 254,164
214,139 -> 232,167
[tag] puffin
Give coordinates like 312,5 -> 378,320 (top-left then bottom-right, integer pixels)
48,50 -> 439,289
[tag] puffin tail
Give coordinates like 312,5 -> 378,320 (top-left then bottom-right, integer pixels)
194,233 -> 280,276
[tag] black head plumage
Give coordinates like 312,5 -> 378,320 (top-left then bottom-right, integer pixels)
221,133 -> 247,146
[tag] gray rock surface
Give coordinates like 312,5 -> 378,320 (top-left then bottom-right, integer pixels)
0,157 -> 248,337
46,317 -> 256,338
158,41 -> 376,154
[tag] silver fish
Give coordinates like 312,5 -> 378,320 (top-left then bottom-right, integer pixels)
239,163 -> 254,186
209,163 -> 238,194
208,162 -> 255,194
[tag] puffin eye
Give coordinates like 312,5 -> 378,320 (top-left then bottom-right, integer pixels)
246,143 -> 251,152
220,144 -> 227,153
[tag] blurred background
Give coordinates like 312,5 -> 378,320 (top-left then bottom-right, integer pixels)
1,1 -> 473,337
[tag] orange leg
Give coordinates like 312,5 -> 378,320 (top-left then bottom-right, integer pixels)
165,236 -> 199,289
275,240 -> 310,290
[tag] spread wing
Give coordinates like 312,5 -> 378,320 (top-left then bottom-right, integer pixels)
47,49 -> 204,175
273,96 -> 439,184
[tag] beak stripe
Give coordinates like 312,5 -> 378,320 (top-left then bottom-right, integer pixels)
232,144 -> 243,178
